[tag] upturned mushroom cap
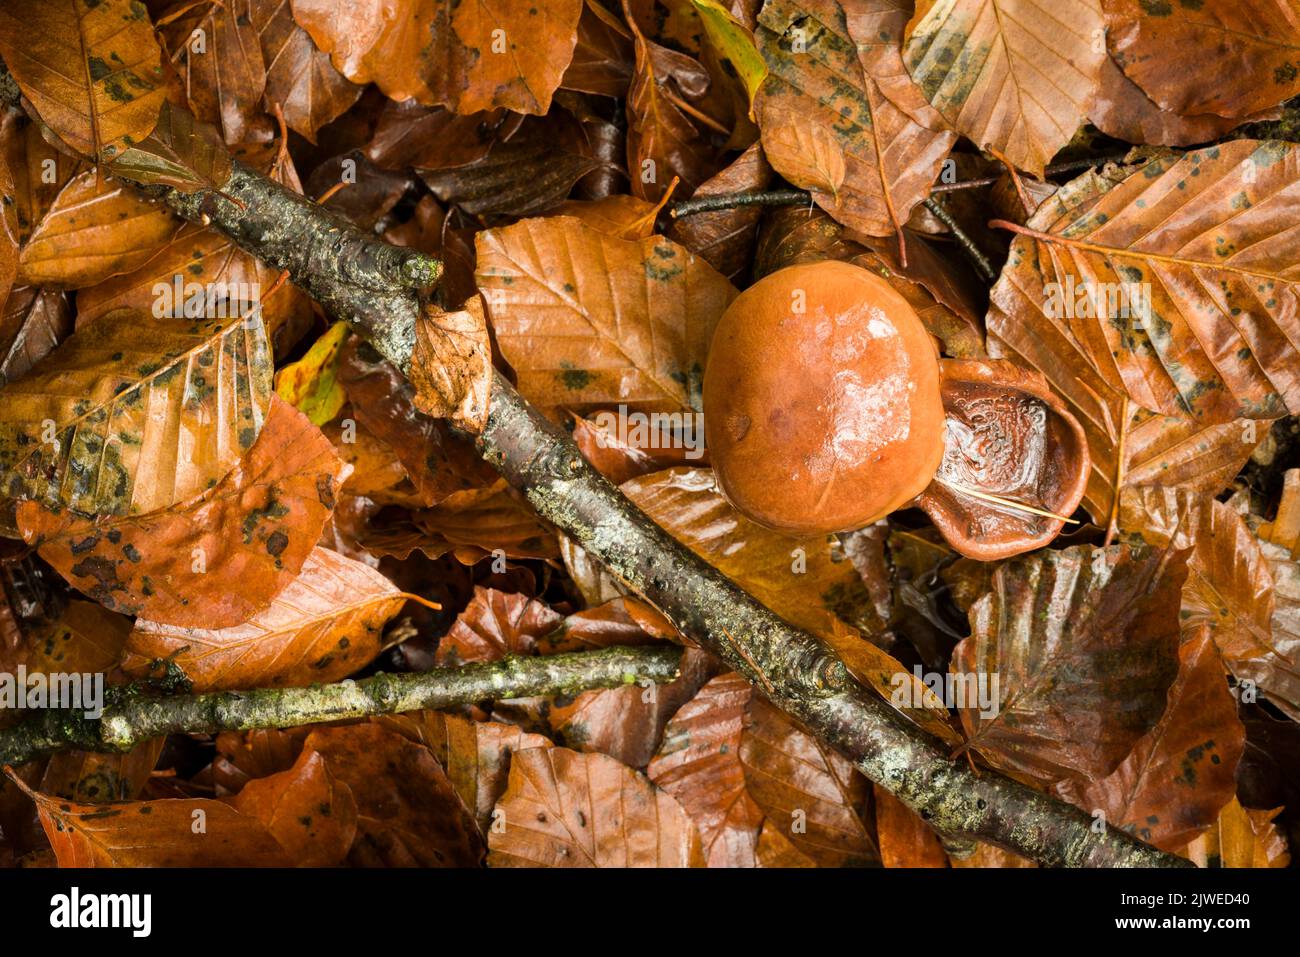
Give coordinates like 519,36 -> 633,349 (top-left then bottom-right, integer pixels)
917,359 -> 1090,560
703,261 -> 945,534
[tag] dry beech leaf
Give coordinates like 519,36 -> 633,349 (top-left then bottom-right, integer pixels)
0,310 -> 273,516
873,783 -> 947,868
562,0 -> 635,98
918,359 -> 1090,561
18,397 -> 346,629
7,774 -> 292,868
433,586 -> 563,666
476,216 -> 736,414
161,0 -> 271,147
555,195 -> 661,240
488,747 -> 704,867
0,108 -> 85,247
903,0 -> 1105,176
228,749 -> 358,867
293,0 -> 584,115
755,0 -> 957,238
954,543 -> 1185,786
0,286 -> 73,387
1121,487 -> 1299,721
0,0 -> 166,163
1056,630 -> 1244,853
304,722 -> 484,867
620,467 -> 877,638
250,0 -> 363,144
646,672 -> 764,867
121,546 -> 406,691
409,296 -> 493,434
1104,0 -> 1300,121
989,143 -> 1300,424
364,99 -> 521,173
18,169 -> 182,289
740,695 -> 878,867
107,100 -> 233,193
625,19 -> 724,204
378,711 -> 552,835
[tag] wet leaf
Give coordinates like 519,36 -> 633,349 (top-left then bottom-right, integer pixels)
668,141 -> 772,279
487,746 -> 704,867
740,695 -> 878,867
304,722 -> 485,867
954,543 -> 1185,785
1057,630 -> 1244,852
0,0 -> 166,163
433,586 -> 563,666
18,397 -> 346,628
108,100 -> 233,193
476,215 -> 736,413
0,286 -> 72,387
17,169 -> 182,289
646,672 -> 764,867
121,546 -> 406,691
228,749 -> 358,867
0,310 -> 273,515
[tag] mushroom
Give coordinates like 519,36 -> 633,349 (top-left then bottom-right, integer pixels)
702,262 -> 1090,559
703,261 -> 946,535
917,359 -> 1090,560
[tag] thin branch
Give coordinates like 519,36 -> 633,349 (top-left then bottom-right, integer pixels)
922,197 -> 996,281
0,646 -> 683,767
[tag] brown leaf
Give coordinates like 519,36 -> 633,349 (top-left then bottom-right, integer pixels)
0,108 -> 84,246
0,0 -> 166,162
989,143 -> 1300,424
363,99 -> 521,173
410,480 -> 561,564
562,0 -> 636,97
250,0 -> 363,143
434,586 -> 563,666
409,296 -> 493,433
903,0 -> 1105,176
954,543 -> 1185,786
571,408 -> 709,486
621,467 -> 878,638
669,142 -> 772,279
873,784 -> 947,867
293,0 -> 584,115
41,740 -> 164,805
1057,630 -> 1245,853
229,749 -> 358,867
161,0 -> 271,146
121,546 -> 406,691
487,746 -> 704,867
757,0 -> 957,239
626,21 -> 724,204
108,100 -> 233,192
1104,0 -> 1300,120
304,722 -> 484,867
0,286 -> 72,387
19,397 -> 346,629
1122,488 -> 1300,721
547,646 -> 718,768
0,599 -> 131,677
17,169 -> 182,288
8,773 -> 292,867
646,672 -> 764,867
0,310 -> 273,515
755,819 -> 816,867
476,215 -> 736,414
212,727 -> 307,795
740,695 -> 877,867
378,711 -> 552,834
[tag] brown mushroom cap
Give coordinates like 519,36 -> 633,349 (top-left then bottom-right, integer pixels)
703,261 -> 945,535
917,359 -> 1090,560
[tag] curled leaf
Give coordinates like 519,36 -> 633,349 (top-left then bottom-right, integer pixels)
409,296 -> 493,434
